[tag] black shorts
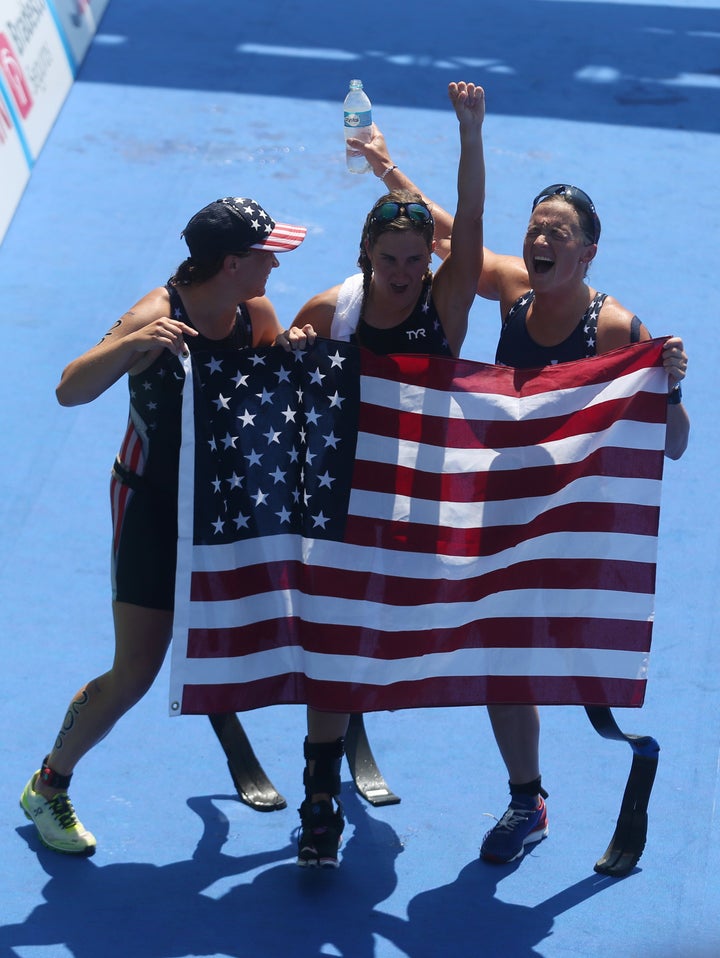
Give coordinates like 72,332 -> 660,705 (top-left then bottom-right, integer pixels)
110,460 -> 177,611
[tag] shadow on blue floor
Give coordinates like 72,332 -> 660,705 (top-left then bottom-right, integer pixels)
81,0 -> 720,131
6,787 -> 626,958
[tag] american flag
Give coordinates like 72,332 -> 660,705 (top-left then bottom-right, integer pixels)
169,337 -> 669,716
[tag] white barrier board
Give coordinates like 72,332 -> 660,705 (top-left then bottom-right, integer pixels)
0,86 -> 30,241
47,0 -> 111,69
0,0 -> 108,244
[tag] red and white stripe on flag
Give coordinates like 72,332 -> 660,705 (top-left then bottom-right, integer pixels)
169,337 -> 669,716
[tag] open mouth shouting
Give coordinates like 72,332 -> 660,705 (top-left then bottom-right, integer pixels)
533,256 -> 554,275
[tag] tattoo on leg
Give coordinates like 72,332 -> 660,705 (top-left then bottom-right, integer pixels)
54,688 -> 90,751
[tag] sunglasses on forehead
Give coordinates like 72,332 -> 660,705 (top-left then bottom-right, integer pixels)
532,183 -> 601,242
370,201 -> 434,227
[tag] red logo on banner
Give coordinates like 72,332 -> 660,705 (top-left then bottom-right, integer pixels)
0,34 -> 33,120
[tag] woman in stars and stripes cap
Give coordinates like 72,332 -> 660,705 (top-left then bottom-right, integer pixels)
19,197 -> 306,857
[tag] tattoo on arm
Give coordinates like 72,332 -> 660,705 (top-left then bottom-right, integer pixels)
96,313 -> 132,346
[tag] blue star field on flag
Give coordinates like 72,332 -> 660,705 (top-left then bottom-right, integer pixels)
189,340 -> 360,545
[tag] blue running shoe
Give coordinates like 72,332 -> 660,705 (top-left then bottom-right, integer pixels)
480,796 -> 548,864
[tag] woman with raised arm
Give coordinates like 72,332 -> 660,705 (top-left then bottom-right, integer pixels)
286,80 -> 487,868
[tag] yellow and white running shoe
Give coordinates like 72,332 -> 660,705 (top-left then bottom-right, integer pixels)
20,772 -> 96,856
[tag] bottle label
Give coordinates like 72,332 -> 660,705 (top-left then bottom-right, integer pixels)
344,109 -> 372,129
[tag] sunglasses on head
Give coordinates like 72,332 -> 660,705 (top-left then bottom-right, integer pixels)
532,184 -> 601,242
370,201 -> 434,227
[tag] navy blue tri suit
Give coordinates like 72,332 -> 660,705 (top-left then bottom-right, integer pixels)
338,275 -> 453,358
110,283 -> 253,610
495,289 -> 641,367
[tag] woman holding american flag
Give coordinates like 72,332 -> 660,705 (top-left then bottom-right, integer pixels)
20,196 -> 307,857
288,80 -> 487,869
341,121 -> 690,869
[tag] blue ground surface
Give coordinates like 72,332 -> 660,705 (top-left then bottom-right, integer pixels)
0,2 -> 719,956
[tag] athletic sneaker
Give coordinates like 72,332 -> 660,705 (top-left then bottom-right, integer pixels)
20,773 -> 96,856
296,798 -> 345,869
480,796 -> 548,864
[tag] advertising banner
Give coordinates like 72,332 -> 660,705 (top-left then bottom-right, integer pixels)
0,0 -> 108,244
0,84 -> 30,241
0,0 -> 74,160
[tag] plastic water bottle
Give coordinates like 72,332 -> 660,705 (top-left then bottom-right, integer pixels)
343,79 -> 372,174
